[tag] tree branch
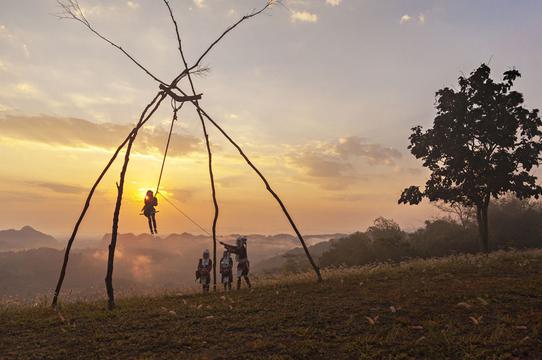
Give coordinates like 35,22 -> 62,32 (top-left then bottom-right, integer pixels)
56,0 -> 167,85
162,0 -> 220,290
52,91 -> 166,308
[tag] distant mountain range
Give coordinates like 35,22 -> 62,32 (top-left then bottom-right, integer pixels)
0,226 -> 59,251
0,226 -> 347,300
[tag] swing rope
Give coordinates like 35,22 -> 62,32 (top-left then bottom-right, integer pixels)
156,99 -> 182,195
154,99 -> 211,236
157,192 -> 211,236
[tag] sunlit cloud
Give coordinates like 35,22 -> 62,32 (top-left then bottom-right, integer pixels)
400,13 -> 426,25
193,0 -> 206,9
0,115 -> 202,157
400,14 -> 412,24
0,24 -> 31,58
15,83 -> 40,96
25,180 -> 87,195
325,0 -> 342,6
0,104 -> 11,112
291,11 -> 318,23
80,4 -> 116,17
418,14 -> 426,24
287,136 -> 402,189
126,1 -> 140,10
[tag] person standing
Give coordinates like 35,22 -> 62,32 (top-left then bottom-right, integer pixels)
220,237 -> 251,290
196,249 -> 212,293
220,250 -> 234,291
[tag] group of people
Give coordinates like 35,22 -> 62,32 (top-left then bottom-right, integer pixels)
196,236 -> 251,293
141,190 -> 252,293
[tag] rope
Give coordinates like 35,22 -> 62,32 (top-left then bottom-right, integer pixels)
156,99 -> 183,194
153,99 -> 211,236
157,191 -> 211,236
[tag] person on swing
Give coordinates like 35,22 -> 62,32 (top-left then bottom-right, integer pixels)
142,190 -> 158,235
220,236 -> 251,290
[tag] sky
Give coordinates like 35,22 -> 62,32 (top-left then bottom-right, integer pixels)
1,0 -> 541,237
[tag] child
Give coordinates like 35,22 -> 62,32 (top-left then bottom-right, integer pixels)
196,249 -> 212,293
142,190 -> 158,235
220,237 -> 251,290
220,250 -> 233,291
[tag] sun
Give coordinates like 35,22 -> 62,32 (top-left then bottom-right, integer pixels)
136,187 -> 153,201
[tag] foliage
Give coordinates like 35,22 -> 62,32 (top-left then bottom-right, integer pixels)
320,217 -> 411,267
319,199 -> 542,269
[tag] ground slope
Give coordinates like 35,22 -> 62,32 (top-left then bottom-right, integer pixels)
1,250 -> 542,359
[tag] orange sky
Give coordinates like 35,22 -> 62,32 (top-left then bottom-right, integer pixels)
2,0 -> 541,237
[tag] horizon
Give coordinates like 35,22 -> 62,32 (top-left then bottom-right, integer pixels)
2,0 -> 542,237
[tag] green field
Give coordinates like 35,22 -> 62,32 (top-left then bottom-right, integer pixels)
2,250 -> 542,359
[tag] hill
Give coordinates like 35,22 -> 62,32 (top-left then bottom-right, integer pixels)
0,226 -> 58,251
254,238 -> 339,274
2,249 -> 541,359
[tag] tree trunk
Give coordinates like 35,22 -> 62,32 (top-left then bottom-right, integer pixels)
200,119 -> 219,292
52,92 -> 164,308
196,107 -> 323,282
481,204 -> 489,253
105,132 -> 137,310
476,204 -> 490,253
103,94 -> 166,310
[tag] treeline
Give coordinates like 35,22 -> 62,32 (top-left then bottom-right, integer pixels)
282,197 -> 542,271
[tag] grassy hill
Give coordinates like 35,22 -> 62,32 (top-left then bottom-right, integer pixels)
2,250 -> 542,359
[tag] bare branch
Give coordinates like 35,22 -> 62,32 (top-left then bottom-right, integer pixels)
56,0 -> 167,85
161,0 -> 221,290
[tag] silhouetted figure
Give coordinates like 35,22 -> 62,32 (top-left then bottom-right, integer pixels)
196,249 -> 212,293
220,237 -> 251,290
220,250 -> 233,291
142,190 -> 158,235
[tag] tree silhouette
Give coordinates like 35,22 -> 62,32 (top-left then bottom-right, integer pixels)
399,64 -> 542,252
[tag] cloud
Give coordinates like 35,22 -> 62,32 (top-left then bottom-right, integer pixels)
336,136 -> 402,166
400,13 -> 426,25
418,14 -> 426,24
26,181 -> 87,195
126,1 -> 140,10
325,0 -> 342,6
79,4 -> 117,17
0,24 -> 31,58
15,83 -> 40,96
193,0 -> 206,9
168,187 -> 198,201
400,14 -> 412,24
291,11 -> 318,23
288,137 -> 402,190
225,113 -> 239,120
0,115 -> 202,157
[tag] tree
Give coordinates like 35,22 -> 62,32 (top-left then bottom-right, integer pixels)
399,64 -> 542,252
433,201 -> 476,229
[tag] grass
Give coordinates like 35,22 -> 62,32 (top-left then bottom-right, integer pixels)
1,249 -> 542,359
